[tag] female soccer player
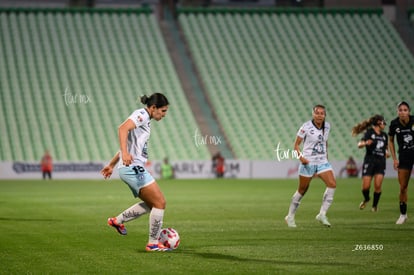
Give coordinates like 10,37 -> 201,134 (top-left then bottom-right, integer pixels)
101,93 -> 171,251
352,115 -> 388,212
388,101 -> 414,224
285,105 -> 336,228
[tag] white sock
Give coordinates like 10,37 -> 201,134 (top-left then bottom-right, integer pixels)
288,191 -> 303,217
319,187 -> 335,216
148,207 -> 164,244
116,202 -> 150,224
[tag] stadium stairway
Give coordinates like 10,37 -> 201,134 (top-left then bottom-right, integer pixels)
158,6 -> 234,159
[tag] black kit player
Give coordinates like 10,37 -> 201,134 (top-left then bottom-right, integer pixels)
388,101 -> 414,224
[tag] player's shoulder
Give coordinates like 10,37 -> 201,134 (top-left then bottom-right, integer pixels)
130,108 -> 150,122
389,116 -> 400,126
301,120 -> 314,129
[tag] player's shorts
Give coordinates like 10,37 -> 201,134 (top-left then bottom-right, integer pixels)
398,151 -> 414,170
299,162 -> 333,177
118,166 -> 155,198
362,157 -> 386,176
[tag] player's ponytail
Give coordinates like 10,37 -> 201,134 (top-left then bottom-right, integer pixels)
140,95 -> 150,105
352,114 -> 384,136
140,93 -> 169,108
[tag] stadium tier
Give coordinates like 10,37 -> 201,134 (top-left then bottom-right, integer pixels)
1,8 -> 414,162
178,8 -> 414,160
0,8 -> 210,162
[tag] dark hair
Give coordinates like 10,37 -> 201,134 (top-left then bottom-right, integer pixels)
352,114 -> 385,136
397,101 -> 410,110
312,104 -> 326,114
140,93 -> 169,108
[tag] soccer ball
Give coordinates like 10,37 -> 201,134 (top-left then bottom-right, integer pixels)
159,228 -> 180,249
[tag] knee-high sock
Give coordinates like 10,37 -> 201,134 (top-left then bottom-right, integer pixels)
148,207 -> 164,244
400,202 -> 407,215
287,191 -> 303,217
372,192 -> 381,207
319,187 -> 335,216
116,202 -> 150,224
362,189 -> 370,202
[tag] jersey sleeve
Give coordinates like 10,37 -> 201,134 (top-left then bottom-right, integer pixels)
296,123 -> 307,139
128,109 -> 148,128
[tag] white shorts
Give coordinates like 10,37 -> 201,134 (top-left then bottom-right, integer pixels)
299,162 -> 333,177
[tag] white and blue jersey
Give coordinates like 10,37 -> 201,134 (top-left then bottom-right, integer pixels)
118,108 -> 155,197
297,120 -> 331,166
119,108 -> 151,168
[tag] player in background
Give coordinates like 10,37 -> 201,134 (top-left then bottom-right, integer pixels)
212,152 -> 225,178
101,93 -> 171,251
388,101 -> 414,224
41,150 -> 53,180
352,115 -> 388,212
285,105 -> 336,228
161,157 -> 175,180
345,156 -> 358,177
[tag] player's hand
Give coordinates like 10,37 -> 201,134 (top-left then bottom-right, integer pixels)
299,156 -> 309,165
122,153 -> 133,166
393,159 -> 399,170
101,166 -> 113,179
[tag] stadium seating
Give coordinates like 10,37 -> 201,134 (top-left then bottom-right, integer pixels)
178,8 -> 414,160
1,8 -> 414,162
0,8 -> 210,161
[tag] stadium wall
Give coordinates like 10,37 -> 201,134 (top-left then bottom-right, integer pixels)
0,160 -> 401,179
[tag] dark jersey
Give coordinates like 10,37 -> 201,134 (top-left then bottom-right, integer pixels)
362,128 -> 388,158
388,115 -> 414,154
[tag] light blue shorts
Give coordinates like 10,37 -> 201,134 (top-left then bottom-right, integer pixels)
299,162 -> 333,177
118,166 -> 155,197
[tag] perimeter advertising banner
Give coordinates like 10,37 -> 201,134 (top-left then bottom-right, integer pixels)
0,160 -> 400,179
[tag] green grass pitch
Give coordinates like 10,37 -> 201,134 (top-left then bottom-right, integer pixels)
1,178 -> 413,274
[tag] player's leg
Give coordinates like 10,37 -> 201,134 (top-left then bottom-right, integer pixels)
396,168 -> 411,224
115,202 -> 151,224
285,164 -> 314,227
360,176 -> 372,210
285,176 -> 312,228
139,182 -> 170,251
371,174 -> 384,212
108,166 -> 152,235
316,167 -> 336,227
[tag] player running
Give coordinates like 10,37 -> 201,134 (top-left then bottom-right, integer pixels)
388,101 -> 414,225
285,105 -> 336,228
101,93 -> 171,251
352,115 -> 388,212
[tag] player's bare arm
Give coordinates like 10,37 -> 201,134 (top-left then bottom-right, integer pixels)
101,152 -> 120,179
294,136 -> 308,164
118,119 -> 136,166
